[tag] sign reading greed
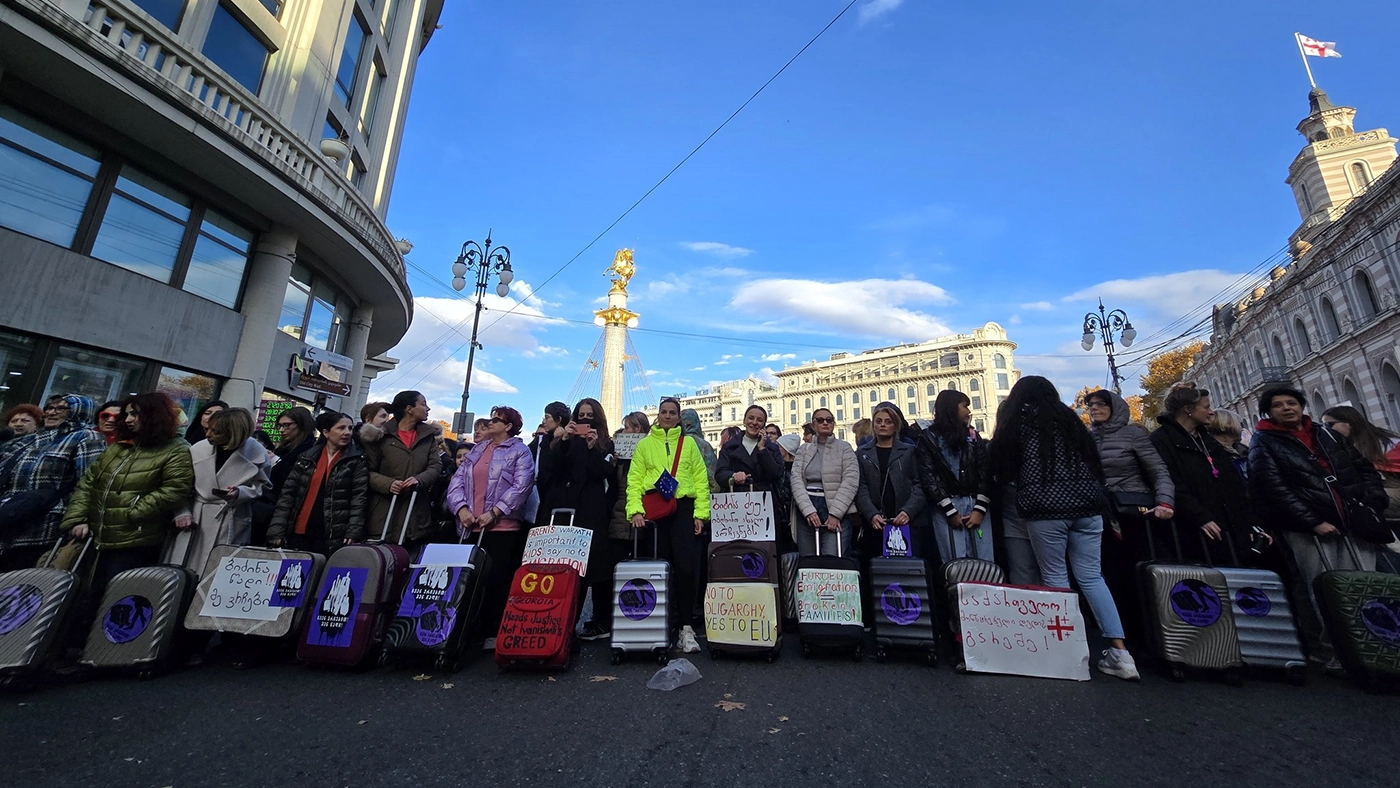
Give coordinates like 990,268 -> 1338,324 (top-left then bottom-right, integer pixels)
521,525 -> 593,577
710,491 -> 775,543
703,583 -> 777,647
956,583 -> 1090,681
197,555 -> 310,621
796,568 -> 862,625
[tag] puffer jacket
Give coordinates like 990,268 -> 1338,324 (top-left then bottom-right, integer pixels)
61,436 -> 194,551
790,435 -> 859,522
626,425 -> 711,521
1090,391 -> 1174,508
266,441 -> 369,553
916,424 -> 991,519
1150,414 -> 1260,541
1248,417 -> 1387,533
446,436 -> 536,533
608,457 -> 634,540
360,421 -> 443,542
854,439 -> 927,523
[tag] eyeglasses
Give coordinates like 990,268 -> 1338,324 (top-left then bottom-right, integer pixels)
812,417 -> 835,424
276,421 -> 296,429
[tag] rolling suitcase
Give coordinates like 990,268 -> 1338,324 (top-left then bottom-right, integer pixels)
297,491 -> 414,666
706,538 -> 782,662
383,534 -> 493,673
709,540 -> 779,585
871,528 -> 938,665
80,535 -> 196,677
610,524 -> 671,665
780,550 -> 799,624
495,562 -> 582,671
1137,518 -> 1243,684
942,521 -> 1004,664
1313,535 -> 1400,691
0,537 -> 91,687
184,545 -> 325,639
796,532 -> 863,660
1211,532 -> 1306,684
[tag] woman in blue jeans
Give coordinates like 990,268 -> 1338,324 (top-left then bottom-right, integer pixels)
987,376 -> 1138,681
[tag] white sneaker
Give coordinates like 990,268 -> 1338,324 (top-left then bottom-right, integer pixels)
1097,648 -> 1140,681
482,637 -> 496,652
678,626 -> 701,654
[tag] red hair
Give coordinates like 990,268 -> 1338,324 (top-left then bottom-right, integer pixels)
3,404 -> 43,426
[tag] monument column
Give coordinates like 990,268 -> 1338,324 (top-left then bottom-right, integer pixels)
594,249 -> 639,426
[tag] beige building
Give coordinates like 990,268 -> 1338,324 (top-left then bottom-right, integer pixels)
0,0 -> 438,419
649,322 -> 1020,444
1191,87 -> 1400,428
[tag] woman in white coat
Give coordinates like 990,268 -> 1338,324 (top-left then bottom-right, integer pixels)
171,408 -> 270,577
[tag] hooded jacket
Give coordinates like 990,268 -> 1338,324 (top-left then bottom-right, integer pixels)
359,421 -> 444,542
0,395 -> 107,551
61,432 -> 194,551
1248,416 -> 1387,533
1089,391 -> 1174,509
445,435 -> 536,534
681,409 -> 719,493
626,424 -> 712,521
266,440 -> 369,553
1150,413 -> 1259,541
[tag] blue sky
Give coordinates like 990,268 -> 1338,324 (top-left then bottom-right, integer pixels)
368,0 -> 1400,427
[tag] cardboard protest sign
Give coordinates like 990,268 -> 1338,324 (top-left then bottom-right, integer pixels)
703,582 -> 778,647
956,583 -> 1091,681
521,525 -> 593,577
710,490 -> 775,543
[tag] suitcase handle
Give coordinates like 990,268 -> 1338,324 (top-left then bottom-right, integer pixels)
727,480 -> 756,492
1312,533 -> 1365,572
1142,516 -> 1187,563
44,534 -> 93,571
380,490 -> 416,545
548,508 -> 576,529
814,519 -> 842,558
1192,527 -> 1241,568
947,515 -> 982,562
633,520 -> 661,560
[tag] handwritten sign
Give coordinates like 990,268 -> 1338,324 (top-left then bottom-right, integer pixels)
521,525 -> 593,577
957,583 -> 1090,681
796,567 -> 862,625
612,433 -> 643,460
710,491 -> 775,543
703,583 -> 778,647
197,555 -> 286,621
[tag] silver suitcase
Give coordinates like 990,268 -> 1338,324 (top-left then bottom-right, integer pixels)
1212,532 -> 1307,684
0,538 -> 91,685
184,545 -> 325,638
610,525 -> 670,665
81,534 -> 196,676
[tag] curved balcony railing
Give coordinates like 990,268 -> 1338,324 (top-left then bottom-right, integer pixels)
11,0 -> 408,289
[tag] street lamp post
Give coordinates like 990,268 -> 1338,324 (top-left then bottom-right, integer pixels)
1080,299 -> 1137,394
451,230 -> 514,434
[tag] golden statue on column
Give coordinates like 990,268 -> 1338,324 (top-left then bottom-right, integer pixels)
595,249 -> 641,426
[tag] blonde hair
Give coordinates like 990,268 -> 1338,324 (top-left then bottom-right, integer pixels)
851,418 -> 873,445
207,407 -> 253,451
1206,409 -> 1241,440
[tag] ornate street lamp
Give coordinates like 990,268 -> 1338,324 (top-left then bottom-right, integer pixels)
451,230 -> 514,433
1081,299 -> 1136,394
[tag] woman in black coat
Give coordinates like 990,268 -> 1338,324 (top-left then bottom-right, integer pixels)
855,403 -> 928,558
266,411 -> 369,555
715,405 -> 785,494
917,390 -> 991,563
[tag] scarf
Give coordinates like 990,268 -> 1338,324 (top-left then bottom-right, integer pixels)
293,444 -> 342,535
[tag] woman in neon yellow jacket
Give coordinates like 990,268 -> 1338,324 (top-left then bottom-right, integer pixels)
627,397 -> 710,653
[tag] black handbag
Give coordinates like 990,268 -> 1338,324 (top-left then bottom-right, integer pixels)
1341,496 -> 1394,545
1107,489 -> 1157,515
0,488 -> 62,532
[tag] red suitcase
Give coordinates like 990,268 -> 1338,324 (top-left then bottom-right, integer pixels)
495,563 -> 581,671
296,492 -> 413,666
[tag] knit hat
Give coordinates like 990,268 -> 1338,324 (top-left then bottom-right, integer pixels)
776,433 -> 802,456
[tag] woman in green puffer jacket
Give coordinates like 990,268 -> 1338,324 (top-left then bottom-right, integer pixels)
62,392 -> 194,614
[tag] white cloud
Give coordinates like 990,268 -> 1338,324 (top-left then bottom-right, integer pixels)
522,345 -> 569,359
757,367 -> 780,385
689,365 -> 707,372
1020,301 -> 1054,312
728,277 -> 954,341
1064,269 -> 1251,324
759,352 -> 797,362
1008,314 -> 1022,325
681,241 -> 753,258
858,0 -> 903,25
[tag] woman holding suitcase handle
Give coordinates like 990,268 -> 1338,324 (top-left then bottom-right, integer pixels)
790,408 -> 859,558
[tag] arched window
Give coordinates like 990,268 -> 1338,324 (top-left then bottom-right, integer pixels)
819,396 -> 827,407
1355,270 -> 1380,319
968,378 -> 980,391
1253,349 -> 1266,371
906,386 -> 915,399
1270,334 -> 1287,366
947,380 -> 958,391
993,353 -> 1007,369
852,392 -> 860,404
869,389 -> 878,404
1352,161 -> 1372,191
835,394 -> 843,406
926,383 -> 936,396
1343,378 -> 1365,416
1320,297 -> 1341,341
1312,390 -> 1327,415
1299,182 -> 1314,212
804,397 -> 811,408
1293,318 -> 1312,354
1381,362 -> 1400,429
887,387 -> 895,401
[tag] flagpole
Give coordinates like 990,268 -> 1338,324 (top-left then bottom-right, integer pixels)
1294,32 -> 1317,88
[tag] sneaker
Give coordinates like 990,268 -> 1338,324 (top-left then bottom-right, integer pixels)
578,621 -> 611,641
1384,539 -> 1400,554
482,637 -> 496,652
1097,648 -> 1140,681
677,626 -> 701,654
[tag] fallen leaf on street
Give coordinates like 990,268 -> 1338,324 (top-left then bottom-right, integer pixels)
124,758 -> 134,762
357,720 -> 367,725
412,674 -> 432,681
589,675 -> 617,682
112,716 -> 123,721
768,728 -> 781,734
723,692 -> 733,699
778,716 -> 789,722
714,701 -> 745,712
547,676 -> 556,682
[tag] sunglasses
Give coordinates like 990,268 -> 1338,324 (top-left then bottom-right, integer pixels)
812,417 -> 835,424
98,412 -> 121,421
490,417 -> 509,425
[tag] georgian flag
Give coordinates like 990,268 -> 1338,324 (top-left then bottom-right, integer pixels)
1297,33 -> 1342,58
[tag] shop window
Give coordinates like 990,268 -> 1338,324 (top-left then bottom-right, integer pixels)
158,366 -> 219,427
43,345 -> 145,404
0,104 -> 101,247
90,166 -> 191,284
203,3 -> 271,94
183,210 -> 252,307
0,330 -> 38,412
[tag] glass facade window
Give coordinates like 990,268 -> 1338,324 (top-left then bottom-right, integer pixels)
0,105 -> 101,247
43,345 -> 145,404
996,373 -> 1010,390
131,0 -> 185,30
91,167 -> 192,283
279,263 -> 313,339
335,14 -> 370,106
258,0 -> 283,19
305,280 -> 338,350
184,210 -> 253,307
359,61 -> 386,136
971,395 -> 982,410
158,366 -> 219,427
380,0 -> 399,36
204,3 -> 271,94
0,330 -> 38,412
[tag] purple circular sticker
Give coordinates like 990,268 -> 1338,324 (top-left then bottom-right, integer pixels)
618,579 -> 657,621
881,583 -> 921,626
415,602 -> 457,647
102,595 -> 153,644
1234,587 -> 1271,618
1170,579 -> 1222,628
1360,598 -> 1400,647
0,584 -> 43,635
739,552 -> 767,580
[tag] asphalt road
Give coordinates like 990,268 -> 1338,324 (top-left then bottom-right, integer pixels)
3,627 -> 1396,788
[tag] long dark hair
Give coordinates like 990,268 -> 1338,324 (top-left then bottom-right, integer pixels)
117,392 -> 181,447
572,397 -> 613,453
184,399 -> 229,444
278,406 -> 316,452
931,389 -> 971,446
1322,405 -> 1399,464
988,376 -> 1101,483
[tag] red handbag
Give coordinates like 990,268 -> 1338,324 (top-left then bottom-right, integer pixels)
641,435 -> 685,521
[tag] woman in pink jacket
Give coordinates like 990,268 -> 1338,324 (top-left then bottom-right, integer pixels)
445,405 -> 536,650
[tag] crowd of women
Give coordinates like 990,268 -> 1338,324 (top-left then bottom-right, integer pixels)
1,374 -> 1396,676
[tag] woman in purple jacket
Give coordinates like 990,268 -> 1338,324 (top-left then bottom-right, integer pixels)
446,405 -> 536,649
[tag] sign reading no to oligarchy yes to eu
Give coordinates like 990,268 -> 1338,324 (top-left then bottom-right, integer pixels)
957,583 -> 1091,681
703,583 -> 778,647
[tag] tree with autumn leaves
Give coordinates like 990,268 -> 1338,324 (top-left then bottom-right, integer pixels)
1138,340 -> 1206,423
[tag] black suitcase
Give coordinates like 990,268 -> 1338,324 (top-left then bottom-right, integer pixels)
871,554 -> 937,666
1313,535 -> 1400,691
796,533 -> 864,660
382,535 -> 492,673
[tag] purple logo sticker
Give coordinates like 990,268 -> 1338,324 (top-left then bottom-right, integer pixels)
269,559 -> 312,608
883,525 -> 911,558
398,566 -> 461,647
102,595 -> 153,644
0,584 -> 43,636
1170,579 -> 1223,628
618,579 -> 657,621
881,583 -> 922,626
1360,598 -> 1400,648
306,567 -> 367,648
1234,587 -> 1272,618
739,552 -> 767,580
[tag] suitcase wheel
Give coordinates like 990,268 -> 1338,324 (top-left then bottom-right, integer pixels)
137,668 -> 157,682
765,651 -> 778,664
852,645 -> 863,663
609,650 -> 622,666
434,654 -> 461,674
1287,665 -> 1307,687
377,651 -> 394,670
1168,664 -> 1187,683
1224,667 -> 1243,688
874,647 -> 887,664
925,651 -> 938,668
708,647 -> 721,661
801,643 -> 812,659
656,651 -> 668,666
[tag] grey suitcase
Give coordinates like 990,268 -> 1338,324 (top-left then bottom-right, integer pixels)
1212,533 -> 1306,684
1138,520 -> 1244,684
80,534 -> 196,676
0,537 -> 91,686
871,556 -> 938,666
610,524 -> 671,665
184,545 -> 325,638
